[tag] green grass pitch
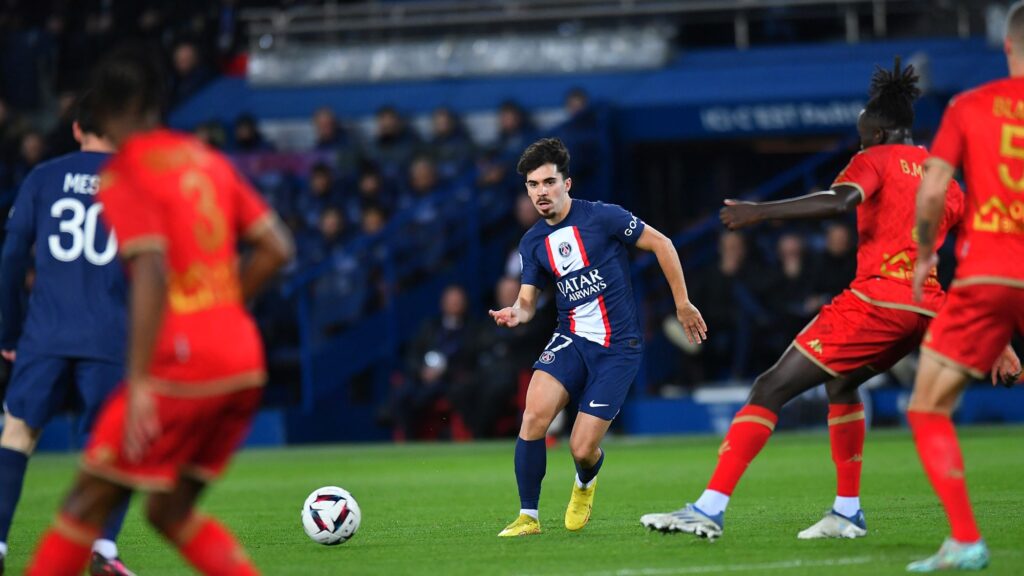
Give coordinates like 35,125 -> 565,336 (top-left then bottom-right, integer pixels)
7,426 -> 1023,575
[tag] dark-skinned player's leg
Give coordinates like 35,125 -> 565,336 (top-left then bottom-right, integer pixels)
642,347 -> 866,537
26,472 -> 131,576
145,476 -> 258,576
796,367 -> 876,539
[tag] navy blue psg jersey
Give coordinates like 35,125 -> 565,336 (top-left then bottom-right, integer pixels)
3,151 -> 126,362
519,199 -> 645,347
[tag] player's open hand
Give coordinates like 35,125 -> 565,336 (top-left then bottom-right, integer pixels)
489,307 -> 521,328
991,345 -> 1022,388
125,385 -> 161,463
676,301 -> 707,345
720,199 -> 761,230
912,252 -> 938,302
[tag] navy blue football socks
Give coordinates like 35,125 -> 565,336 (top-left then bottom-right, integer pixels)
0,447 -> 29,543
576,448 -> 604,485
515,437 -> 547,509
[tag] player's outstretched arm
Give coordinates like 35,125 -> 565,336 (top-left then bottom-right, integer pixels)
913,157 -> 955,302
124,251 -> 168,462
489,283 -> 538,328
0,230 -> 32,361
719,186 -> 862,230
635,225 -> 707,344
240,216 -> 295,301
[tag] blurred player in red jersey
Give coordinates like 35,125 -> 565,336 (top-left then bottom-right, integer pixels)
906,2 -> 1024,571
640,59 -> 1021,542
26,46 -> 294,576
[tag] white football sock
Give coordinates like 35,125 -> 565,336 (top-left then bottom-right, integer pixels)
520,509 -> 539,520
832,496 -> 861,518
574,474 -> 596,489
694,489 -> 730,517
92,538 -> 118,560
0,541 -> 8,556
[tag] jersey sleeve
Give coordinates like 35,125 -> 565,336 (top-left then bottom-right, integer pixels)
930,95 -> 965,169
832,151 -> 882,201
5,168 -> 39,237
942,178 -> 967,231
229,162 -> 272,240
97,158 -> 167,258
518,236 -> 545,288
597,202 -> 645,246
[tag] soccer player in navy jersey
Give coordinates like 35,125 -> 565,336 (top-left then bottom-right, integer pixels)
0,93 -> 134,575
491,138 -> 707,536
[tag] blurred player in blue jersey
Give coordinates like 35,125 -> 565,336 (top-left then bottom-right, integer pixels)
490,138 -> 707,536
0,93 -> 134,576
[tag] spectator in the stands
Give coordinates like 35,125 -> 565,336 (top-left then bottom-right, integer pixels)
10,131 -> 45,189
397,156 -> 449,273
451,276 -> 549,438
344,163 -> 395,226
296,161 -> 343,232
313,106 -> 359,176
504,194 -> 541,278
807,221 -> 857,310
390,285 -> 479,440
364,105 -> 421,181
231,113 -> 273,152
475,147 -> 521,225
763,232 -> 816,362
553,87 -> 601,196
493,100 -> 537,165
688,231 -> 772,381
168,39 -> 215,109
299,206 -> 351,267
194,119 -> 227,149
428,106 -> 475,181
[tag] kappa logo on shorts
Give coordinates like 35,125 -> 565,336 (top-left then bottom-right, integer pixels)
539,350 -> 556,364
558,242 -> 572,257
807,338 -> 823,355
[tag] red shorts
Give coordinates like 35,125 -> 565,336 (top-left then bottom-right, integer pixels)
922,283 -> 1024,378
793,289 -> 932,377
82,385 -> 263,492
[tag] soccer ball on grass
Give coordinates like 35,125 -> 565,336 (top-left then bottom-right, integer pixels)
301,486 -> 361,545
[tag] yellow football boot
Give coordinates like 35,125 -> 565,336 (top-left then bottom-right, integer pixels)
564,479 -> 597,531
498,513 -> 541,537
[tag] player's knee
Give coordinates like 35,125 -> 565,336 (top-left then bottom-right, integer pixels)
0,415 -> 41,454
519,410 -> 552,440
568,438 -> 598,463
747,371 -> 786,412
145,497 -> 178,535
825,379 -> 860,404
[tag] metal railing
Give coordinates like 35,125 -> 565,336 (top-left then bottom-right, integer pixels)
242,0 -> 978,50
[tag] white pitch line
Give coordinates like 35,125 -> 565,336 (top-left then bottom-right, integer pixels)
515,555 -> 877,576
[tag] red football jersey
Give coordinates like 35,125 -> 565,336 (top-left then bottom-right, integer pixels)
832,144 -> 964,315
930,77 -> 1024,286
98,129 -> 271,395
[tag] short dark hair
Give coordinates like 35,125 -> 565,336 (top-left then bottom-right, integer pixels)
74,91 -> 100,136
863,56 -> 920,130
517,137 -> 570,179
90,43 -> 165,128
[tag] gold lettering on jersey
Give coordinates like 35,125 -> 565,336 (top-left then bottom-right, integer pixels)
999,124 -> 1024,192
880,250 -> 939,285
993,96 -> 1024,121
142,145 -> 209,173
899,159 -> 924,178
168,260 -> 242,314
972,195 -> 1024,234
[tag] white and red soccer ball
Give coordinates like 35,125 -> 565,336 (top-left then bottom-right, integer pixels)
301,486 -> 361,545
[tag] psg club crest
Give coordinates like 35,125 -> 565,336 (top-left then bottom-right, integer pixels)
539,350 -> 556,364
558,242 -> 572,257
